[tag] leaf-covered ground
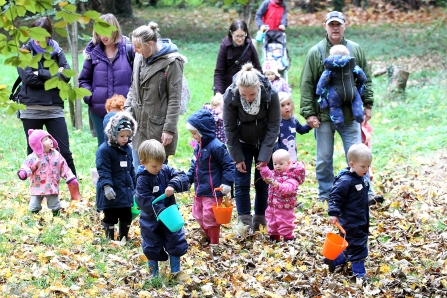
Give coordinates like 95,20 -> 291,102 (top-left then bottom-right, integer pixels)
0,151 -> 446,297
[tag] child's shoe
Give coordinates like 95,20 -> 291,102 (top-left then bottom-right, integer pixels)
284,234 -> 294,242
102,222 -> 115,240
208,226 -> 220,245
118,221 -> 131,241
148,260 -> 159,277
351,260 -> 366,277
169,256 -> 181,274
324,252 -> 347,273
270,235 -> 281,242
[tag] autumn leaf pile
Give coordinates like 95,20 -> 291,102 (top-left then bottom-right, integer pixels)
0,150 -> 445,297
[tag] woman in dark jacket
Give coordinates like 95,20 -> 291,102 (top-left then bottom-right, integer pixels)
223,62 -> 280,232
79,13 -> 133,146
213,20 -> 262,96
17,16 -> 76,176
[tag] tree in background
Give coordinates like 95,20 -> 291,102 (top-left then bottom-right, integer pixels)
0,0 -> 116,127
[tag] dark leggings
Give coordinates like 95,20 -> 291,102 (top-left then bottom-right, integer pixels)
21,117 -> 77,176
103,207 -> 132,225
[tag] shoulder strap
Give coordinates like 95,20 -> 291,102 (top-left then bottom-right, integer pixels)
126,42 -> 134,68
317,42 -> 325,62
346,40 -> 353,57
227,43 -> 251,73
11,76 -> 22,93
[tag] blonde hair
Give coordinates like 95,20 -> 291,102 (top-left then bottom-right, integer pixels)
138,139 -> 166,164
264,70 -> 276,76
347,143 -> 372,163
105,94 -> 125,112
92,14 -> 121,45
210,93 -> 223,109
272,149 -> 290,162
330,44 -> 350,56
235,63 -> 261,88
278,92 -> 295,116
131,21 -> 160,46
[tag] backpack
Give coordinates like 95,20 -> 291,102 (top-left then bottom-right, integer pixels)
125,42 -> 134,68
164,64 -> 190,115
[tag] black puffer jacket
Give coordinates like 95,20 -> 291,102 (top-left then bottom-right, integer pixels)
222,72 -> 281,163
17,39 -> 71,107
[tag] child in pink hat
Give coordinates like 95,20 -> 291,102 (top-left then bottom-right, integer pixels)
17,129 -> 79,215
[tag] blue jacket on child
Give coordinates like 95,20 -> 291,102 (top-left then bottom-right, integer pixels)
186,109 -> 235,196
136,165 -> 190,261
327,168 -> 369,261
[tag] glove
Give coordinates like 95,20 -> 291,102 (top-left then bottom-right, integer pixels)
17,170 -> 27,180
104,185 -> 116,200
220,184 -> 231,195
67,178 -> 79,187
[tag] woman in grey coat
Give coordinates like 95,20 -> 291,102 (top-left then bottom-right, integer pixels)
125,22 -> 186,168
223,62 -> 281,232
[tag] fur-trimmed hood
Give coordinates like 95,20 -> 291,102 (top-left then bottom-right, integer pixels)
104,111 -> 137,147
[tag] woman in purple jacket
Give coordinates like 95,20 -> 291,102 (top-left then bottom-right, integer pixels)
213,20 -> 262,96
79,13 -> 133,146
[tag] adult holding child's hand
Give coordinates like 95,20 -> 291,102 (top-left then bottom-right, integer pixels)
223,62 -> 280,232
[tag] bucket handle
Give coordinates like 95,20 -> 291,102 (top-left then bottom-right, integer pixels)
151,194 -> 170,220
335,221 -> 346,235
214,187 -> 222,207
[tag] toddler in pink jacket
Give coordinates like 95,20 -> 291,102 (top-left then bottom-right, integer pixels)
256,149 -> 305,241
17,129 -> 78,215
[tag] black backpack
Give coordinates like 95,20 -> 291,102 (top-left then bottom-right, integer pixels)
9,76 -> 22,102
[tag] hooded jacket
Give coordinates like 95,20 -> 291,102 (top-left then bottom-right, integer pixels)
19,129 -> 75,196
300,37 -> 373,123
186,109 -> 235,197
96,112 -> 137,210
327,168 -> 370,261
124,39 -> 185,156
213,37 -> 262,95
17,39 -> 71,107
223,72 -> 281,163
79,36 -> 133,117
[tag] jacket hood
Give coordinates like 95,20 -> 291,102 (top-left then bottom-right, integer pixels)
187,109 -> 216,147
104,111 -> 137,147
146,38 -> 180,64
324,55 -> 355,70
28,129 -> 58,154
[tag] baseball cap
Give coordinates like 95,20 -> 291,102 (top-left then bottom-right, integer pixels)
325,11 -> 345,25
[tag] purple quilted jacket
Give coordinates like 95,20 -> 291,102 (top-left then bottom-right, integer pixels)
79,36 -> 133,117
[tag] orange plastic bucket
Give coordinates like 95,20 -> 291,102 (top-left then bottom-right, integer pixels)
322,222 -> 348,260
212,204 -> 233,224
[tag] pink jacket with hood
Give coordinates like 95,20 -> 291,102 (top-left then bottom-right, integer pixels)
19,129 -> 75,195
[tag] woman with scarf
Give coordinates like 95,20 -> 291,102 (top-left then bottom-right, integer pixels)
17,16 -> 76,176
125,22 -> 186,168
222,62 -> 280,232
213,20 -> 262,96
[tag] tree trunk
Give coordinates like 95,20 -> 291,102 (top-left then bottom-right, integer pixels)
387,65 -> 409,98
67,21 -> 83,129
115,0 -> 133,17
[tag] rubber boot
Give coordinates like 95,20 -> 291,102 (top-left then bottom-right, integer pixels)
52,209 -> 61,217
284,235 -> 295,242
270,235 -> 281,242
252,214 -> 267,232
208,226 -> 220,245
324,252 -> 347,273
237,214 -> 253,229
118,221 -> 131,241
103,223 -> 115,240
352,260 -> 366,277
148,260 -> 159,277
170,256 -> 181,273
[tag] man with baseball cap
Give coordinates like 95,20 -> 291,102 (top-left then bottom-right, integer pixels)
299,12 -> 375,201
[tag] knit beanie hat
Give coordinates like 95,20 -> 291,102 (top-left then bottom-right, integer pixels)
117,119 -> 132,134
186,122 -> 202,137
28,129 -> 58,154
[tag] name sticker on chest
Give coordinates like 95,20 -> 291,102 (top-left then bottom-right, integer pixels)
120,161 -> 127,167
355,184 -> 363,191
153,186 -> 159,193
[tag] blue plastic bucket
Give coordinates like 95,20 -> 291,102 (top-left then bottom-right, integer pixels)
152,194 -> 185,233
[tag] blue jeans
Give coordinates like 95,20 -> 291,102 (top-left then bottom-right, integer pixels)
90,110 -> 105,146
315,120 -> 361,200
234,144 -> 269,216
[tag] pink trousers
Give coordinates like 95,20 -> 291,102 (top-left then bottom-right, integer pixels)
192,196 -> 222,229
265,206 -> 296,238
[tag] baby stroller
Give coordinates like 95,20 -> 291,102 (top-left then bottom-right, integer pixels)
262,30 -> 290,83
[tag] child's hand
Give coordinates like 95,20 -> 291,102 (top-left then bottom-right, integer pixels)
17,170 -> 27,181
67,178 -> 79,187
279,25 -> 286,31
165,186 -> 175,197
219,184 -> 231,195
329,216 -> 338,224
